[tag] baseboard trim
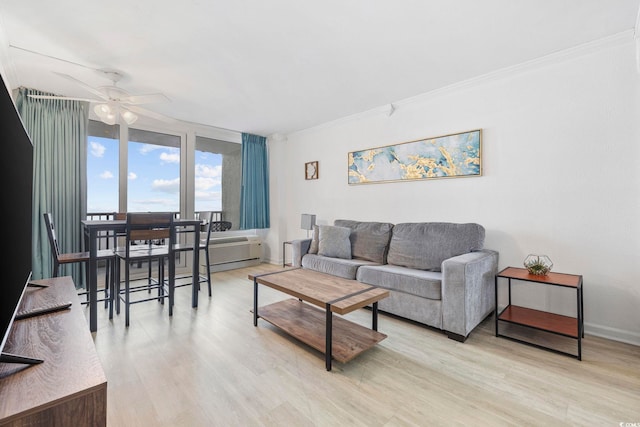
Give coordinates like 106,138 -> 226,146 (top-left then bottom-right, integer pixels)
585,322 -> 640,347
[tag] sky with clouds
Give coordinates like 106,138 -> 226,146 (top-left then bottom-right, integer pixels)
87,136 -> 222,213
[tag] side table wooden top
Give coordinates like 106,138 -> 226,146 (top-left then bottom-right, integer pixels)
497,267 -> 582,288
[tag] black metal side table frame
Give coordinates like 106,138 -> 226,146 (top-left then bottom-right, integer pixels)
495,267 -> 584,360
282,241 -> 293,267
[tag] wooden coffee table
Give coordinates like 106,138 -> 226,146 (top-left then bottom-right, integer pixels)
249,268 -> 389,371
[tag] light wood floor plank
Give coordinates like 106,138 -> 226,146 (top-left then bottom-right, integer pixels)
88,264 -> 640,426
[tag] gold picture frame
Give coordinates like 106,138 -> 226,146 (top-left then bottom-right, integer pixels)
305,161 -> 318,180
348,129 -> 482,185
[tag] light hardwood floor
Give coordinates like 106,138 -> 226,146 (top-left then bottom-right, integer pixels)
89,263 -> 640,426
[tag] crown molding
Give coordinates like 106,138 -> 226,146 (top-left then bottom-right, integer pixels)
267,133 -> 287,143
635,5 -> 640,73
292,30 -> 636,137
636,3 -> 640,39
0,19 -> 18,90
400,30 -> 635,106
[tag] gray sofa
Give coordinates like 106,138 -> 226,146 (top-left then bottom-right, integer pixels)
290,219 -> 498,341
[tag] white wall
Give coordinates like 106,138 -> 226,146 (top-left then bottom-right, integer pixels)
265,32 -> 640,345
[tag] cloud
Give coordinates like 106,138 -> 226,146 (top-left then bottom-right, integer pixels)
195,176 -> 221,191
195,189 -> 221,202
137,144 -> 180,166
195,163 -> 222,178
89,140 -> 106,158
152,177 -> 180,194
160,152 -> 180,164
100,170 -> 114,179
128,172 -> 137,180
138,144 -> 164,155
136,143 -> 180,163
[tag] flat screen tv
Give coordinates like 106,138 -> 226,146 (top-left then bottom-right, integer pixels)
0,72 -> 37,364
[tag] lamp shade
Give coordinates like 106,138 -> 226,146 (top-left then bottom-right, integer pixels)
300,214 -> 316,230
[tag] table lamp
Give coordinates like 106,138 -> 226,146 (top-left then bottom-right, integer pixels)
301,214 -> 316,238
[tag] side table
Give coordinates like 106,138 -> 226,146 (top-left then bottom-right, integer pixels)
495,267 -> 584,360
282,241 -> 293,267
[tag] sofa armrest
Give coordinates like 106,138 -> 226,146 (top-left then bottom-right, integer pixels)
441,249 -> 499,340
290,238 -> 312,267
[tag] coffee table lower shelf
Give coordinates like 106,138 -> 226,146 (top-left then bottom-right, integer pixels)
257,298 -> 387,364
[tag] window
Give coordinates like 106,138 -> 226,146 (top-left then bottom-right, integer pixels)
86,121 -> 243,279
86,121 -> 242,227
87,122 -> 119,214
127,128 -> 181,213
194,149 -> 222,212
195,136 -> 241,229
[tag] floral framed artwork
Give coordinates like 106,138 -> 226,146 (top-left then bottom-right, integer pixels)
348,129 -> 482,185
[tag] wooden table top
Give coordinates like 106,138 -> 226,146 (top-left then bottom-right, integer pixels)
497,267 -> 582,288
249,268 -> 389,315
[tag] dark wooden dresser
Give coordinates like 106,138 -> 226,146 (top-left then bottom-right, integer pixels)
0,276 -> 107,426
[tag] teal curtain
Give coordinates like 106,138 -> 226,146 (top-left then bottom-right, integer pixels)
16,88 -> 89,287
239,133 -> 270,229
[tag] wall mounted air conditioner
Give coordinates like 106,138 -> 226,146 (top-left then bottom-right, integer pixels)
200,235 -> 262,273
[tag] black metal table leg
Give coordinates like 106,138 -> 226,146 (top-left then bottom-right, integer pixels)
192,227 -> 200,308
168,246 -> 174,315
325,303 -> 332,371
88,228 -> 98,333
581,281 -> 585,338
253,278 -> 259,326
577,285 -> 583,360
494,275 -> 499,337
372,302 -> 379,331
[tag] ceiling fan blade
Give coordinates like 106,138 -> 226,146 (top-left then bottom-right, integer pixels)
127,105 -> 176,123
28,94 -> 97,102
53,71 -> 109,101
120,93 -> 170,105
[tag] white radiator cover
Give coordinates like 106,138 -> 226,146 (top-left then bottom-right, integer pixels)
200,235 -> 262,272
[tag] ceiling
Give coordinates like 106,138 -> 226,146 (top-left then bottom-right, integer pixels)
0,0 -> 638,136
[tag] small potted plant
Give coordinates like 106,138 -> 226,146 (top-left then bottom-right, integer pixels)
524,254 -> 553,276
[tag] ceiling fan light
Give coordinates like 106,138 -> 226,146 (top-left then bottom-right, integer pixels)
94,103 -> 111,117
102,112 -> 117,126
121,110 -> 138,125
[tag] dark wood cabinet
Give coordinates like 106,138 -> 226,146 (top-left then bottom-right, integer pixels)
0,276 -> 107,426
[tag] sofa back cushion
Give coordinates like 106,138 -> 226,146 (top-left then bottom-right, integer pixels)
317,225 -> 352,259
387,222 -> 485,271
334,219 -> 393,264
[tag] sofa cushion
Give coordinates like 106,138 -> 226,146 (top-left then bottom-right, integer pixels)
302,254 -> 379,280
356,264 -> 442,300
334,219 -> 393,264
387,222 -> 485,271
317,225 -> 351,259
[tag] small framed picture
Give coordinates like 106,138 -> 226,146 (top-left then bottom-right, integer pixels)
305,161 -> 318,180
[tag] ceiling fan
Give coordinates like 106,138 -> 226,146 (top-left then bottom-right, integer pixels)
28,69 -> 173,125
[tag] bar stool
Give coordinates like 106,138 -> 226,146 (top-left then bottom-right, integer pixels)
113,212 -> 175,327
169,211 -> 214,297
43,212 -> 114,307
